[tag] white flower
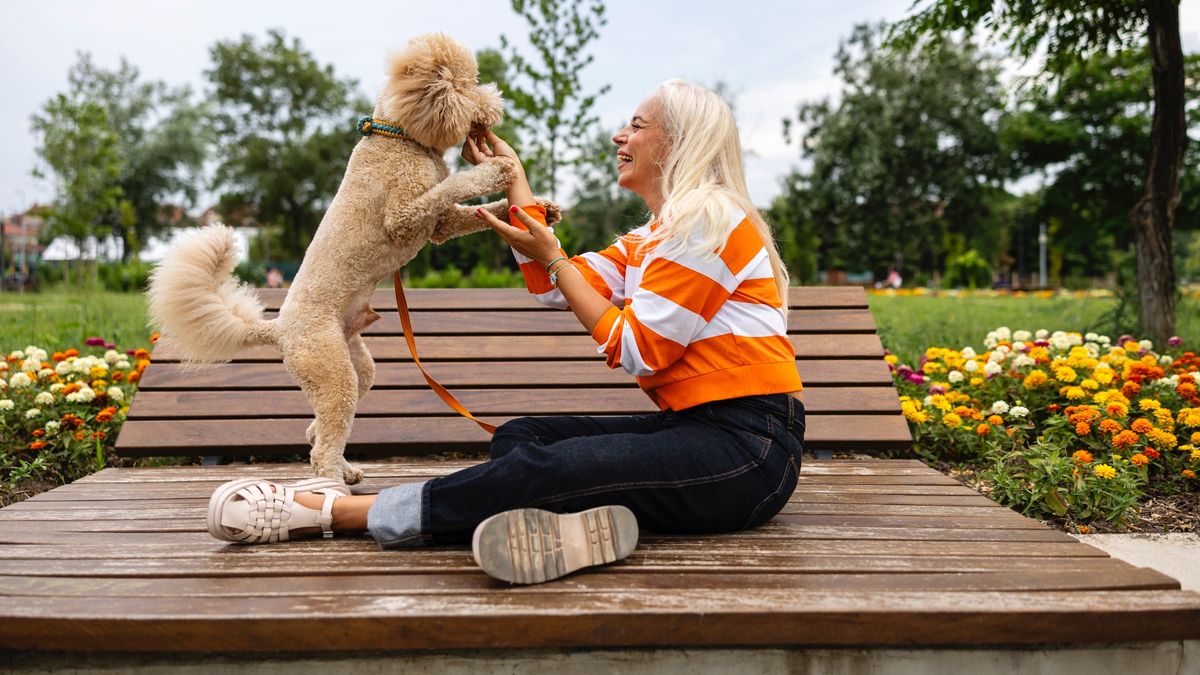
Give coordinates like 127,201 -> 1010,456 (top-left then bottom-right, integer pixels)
0,399 -> 13,411
115,360 -> 131,371
923,396 -> 934,407
1139,339 -> 1153,352
1050,332 -> 1072,351
9,373 -> 32,389
106,387 -> 124,402
35,392 -> 54,406
72,359 -> 90,374
1013,330 -> 1032,342
961,347 -> 977,359
1160,355 -> 1174,366
989,350 -> 1006,363
964,360 -> 979,372
25,408 -> 40,419
8,350 -> 24,360
55,360 -> 73,375
38,368 -> 54,379
45,420 -> 59,432
21,357 -> 41,373
1009,406 -> 1030,419
66,387 -> 96,404
1035,329 -> 1049,339
990,401 -> 1010,415
1085,332 -> 1099,342
104,350 -> 121,363
984,361 -> 1003,376
24,346 -> 47,361
0,379 -> 7,390
49,383 -> 65,394
1012,354 -> 1036,369
1097,335 -> 1111,345
948,371 -> 964,383
994,327 -> 1012,342
1012,342 -> 1029,352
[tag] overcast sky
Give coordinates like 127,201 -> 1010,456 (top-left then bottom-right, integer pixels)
3,0 -> 1198,218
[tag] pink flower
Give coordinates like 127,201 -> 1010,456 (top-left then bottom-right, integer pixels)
85,337 -> 105,346
1168,336 -> 1183,347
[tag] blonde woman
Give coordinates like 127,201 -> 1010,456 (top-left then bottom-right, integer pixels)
207,80 -> 805,585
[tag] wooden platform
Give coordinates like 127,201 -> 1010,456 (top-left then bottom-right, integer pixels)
2,458 -> 1199,651
3,284 -> 1198,653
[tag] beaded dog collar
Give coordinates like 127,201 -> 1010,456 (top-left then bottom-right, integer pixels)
355,115 -> 410,140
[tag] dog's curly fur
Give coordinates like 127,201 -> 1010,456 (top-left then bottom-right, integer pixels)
147,34 -> 560,484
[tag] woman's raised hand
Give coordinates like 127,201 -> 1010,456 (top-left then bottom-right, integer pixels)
475,205 -> 561,267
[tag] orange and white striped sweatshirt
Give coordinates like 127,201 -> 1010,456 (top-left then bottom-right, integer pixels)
511,205 -> 802,411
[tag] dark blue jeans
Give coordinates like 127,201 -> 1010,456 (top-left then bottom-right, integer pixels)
367,393 -> 805,547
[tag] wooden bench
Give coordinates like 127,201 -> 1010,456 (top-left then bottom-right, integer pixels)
1,286 -> 1198,657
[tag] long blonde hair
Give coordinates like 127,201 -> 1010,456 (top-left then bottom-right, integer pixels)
640,79 -> 790,304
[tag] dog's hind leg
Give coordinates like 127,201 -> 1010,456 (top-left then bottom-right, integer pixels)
283,326 -> 366,485
348,333 -> 375,400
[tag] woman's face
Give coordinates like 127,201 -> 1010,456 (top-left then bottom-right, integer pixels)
613,96 -> 670,208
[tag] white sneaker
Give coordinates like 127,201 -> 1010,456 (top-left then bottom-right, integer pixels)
472,505 -> 638,584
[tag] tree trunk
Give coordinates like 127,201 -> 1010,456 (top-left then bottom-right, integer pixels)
1131,0 -> 1186,343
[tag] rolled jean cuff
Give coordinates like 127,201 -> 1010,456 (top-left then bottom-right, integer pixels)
366,481 -> 428,549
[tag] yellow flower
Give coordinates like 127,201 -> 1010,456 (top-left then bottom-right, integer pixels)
929,394 -> 952,412
1179,410 -> 1200,428
1094,464 -> 1117,479
884,354 -> 899,365
1122,340 -> 1141,351
1191,448 -> 1200,462
1029,346 -> 1050,361
1063,386 -> 1087,400
970,377 -> 984,386
1153,408 -> 1174,429
1138,398 -> 1162,411
1093,368 -> 1115,385
1055,366 -> 1077,383
1147,429 -> 1177,450
88,365 -> 108,378
1024,371 -> 1049,388
1192,431 -> 1200,445
943,412 -> 963,428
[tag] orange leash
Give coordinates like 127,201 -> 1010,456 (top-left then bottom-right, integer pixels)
392,272 -> 497,434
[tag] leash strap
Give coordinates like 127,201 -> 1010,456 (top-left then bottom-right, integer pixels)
392,272 -> 497,434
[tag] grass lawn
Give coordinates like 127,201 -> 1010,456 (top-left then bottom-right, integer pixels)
0,286 -> 154,354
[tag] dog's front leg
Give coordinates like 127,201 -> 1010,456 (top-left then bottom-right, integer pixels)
384,158 -> 515,241
431,198 -> 565,244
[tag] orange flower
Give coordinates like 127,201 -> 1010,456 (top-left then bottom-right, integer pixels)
975,423 -> 991,436
134,348 -> 150,360
32,429 -> 45,437
73,431 -> 86,441
91,431 -> 106,440
1113,430 -> 1140,448
63,348 -> 79,358
149,332 -> 161,344
1072,450 -> 1094,463
1184,469 -> 1197,479
111,371 -> 124,381
1122,381 -> 1141,398
62,382 -> 82,395
29,440 -> 46,450
1142,447 -> 1160,459
51,351 -> 66,362
1179,383 -> 1198,399
1131,419 -> 1155,434
1078,525 -> 1091,534
1130,453 -> 1150,467
1099,420 -> 1123,435
128,371 -> 141,383
1047,403 -> 1061,413
1075,422 -> 1092,436
95,407 -> 118,423
1106,402 -> 1129,417
987,415 -> 1004,426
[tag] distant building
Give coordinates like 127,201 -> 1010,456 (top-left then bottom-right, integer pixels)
1,206 -> 49,274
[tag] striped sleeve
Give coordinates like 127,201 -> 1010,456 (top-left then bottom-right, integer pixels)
592,214 -> 767,376
508,205 -> 626,309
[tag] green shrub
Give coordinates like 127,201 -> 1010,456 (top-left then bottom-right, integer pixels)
943,250 -> 992,289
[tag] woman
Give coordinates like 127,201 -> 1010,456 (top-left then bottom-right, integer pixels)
207,80 -> 805,585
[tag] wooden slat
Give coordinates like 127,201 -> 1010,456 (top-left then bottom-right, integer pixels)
123,386 -> 899,420
138,359 -> 895,390
255,286 -> 872,311
114,414 -> 914,455
149,333 -> 886,362
2,590 -> 1198,651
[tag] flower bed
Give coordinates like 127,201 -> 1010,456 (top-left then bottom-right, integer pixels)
0,337 -> 152,505
891,329 -> 1199,531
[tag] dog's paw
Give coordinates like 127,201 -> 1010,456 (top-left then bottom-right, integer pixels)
536,198 -> 563,225
480,157 -> 518,192
335,458 -> 365,485
305,420 -> 318,446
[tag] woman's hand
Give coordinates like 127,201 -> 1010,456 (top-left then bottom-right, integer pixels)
475,204 -> 561,267
463,130 -> 535,209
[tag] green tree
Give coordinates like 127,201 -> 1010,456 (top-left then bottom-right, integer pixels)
30,96 -> 123,284
64,54 -> 209,261
999,49 -> 1200,284
500,0 -> 611,200
206,30 -> 367,259
775,24 -> 1008,284
890,0 -> 1189,343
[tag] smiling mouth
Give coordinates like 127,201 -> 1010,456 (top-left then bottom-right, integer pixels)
617,152 -> 633,163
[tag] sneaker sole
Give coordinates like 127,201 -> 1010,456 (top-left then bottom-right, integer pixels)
472,506 -> 638,584
206,477 -> 351,542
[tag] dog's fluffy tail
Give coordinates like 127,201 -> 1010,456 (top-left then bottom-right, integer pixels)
147,225 -> 276,364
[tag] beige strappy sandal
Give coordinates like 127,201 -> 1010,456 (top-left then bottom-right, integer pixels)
207,477 -> 351,544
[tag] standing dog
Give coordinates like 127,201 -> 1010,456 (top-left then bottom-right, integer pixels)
148,34 -> 558,484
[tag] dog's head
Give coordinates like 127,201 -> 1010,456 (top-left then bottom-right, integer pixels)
376,34 -> 504,153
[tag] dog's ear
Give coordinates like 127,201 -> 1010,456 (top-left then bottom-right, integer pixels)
473,83 -> 504,130
379,34 -> 482,152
